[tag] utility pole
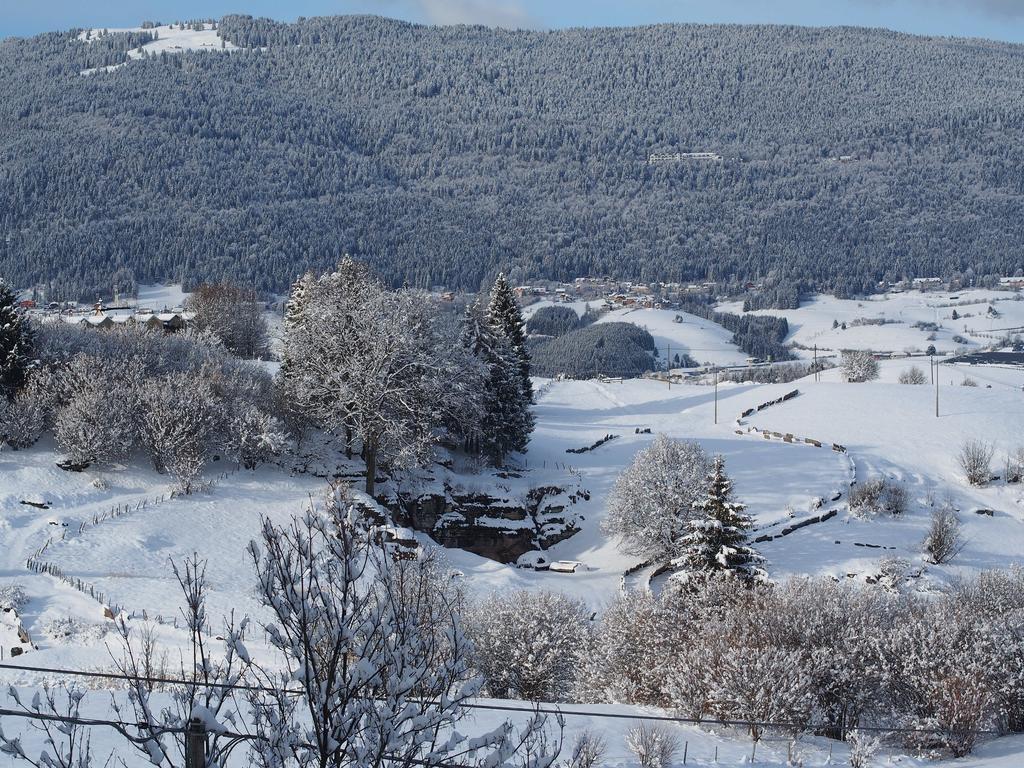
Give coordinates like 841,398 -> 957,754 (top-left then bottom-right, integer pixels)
929,354 -> 934,385
185,718 -> 206,768
666,343 -> 671,390
813,344 -> 818,382
934,358 -> 940,418
714,366 -> 719,425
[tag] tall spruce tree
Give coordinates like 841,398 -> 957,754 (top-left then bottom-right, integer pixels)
487,273 -> 533,402
281,271 -> 315,380
462,301 -> 533,465
0,280 -> 32,397
675,455 -> 764,582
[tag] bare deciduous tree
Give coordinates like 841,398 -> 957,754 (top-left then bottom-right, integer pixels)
958,439 -> 994,486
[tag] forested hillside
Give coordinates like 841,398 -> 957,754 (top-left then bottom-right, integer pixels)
3,15 -> 1024,298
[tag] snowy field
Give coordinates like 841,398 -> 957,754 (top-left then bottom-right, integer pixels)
720,289 -> 1024,356
78,23 -> 237,75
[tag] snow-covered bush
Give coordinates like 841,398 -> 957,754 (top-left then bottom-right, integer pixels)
466,588 -> 589,701
846,729 -> 880,768
849,477 -> 907,516
574,589 -> 700,707
0,386 -> 46,449
841,350 -> 879,383
1007,446 -> 1024,484
602,435 -> 710,560
624,723 -> 680,768
923,504 -> 963,564
961,376 -> 979,387
898,366 -> 927,385
223,402 -> 288,469
54,356 -> 144,465
0,584 -> 27,613
564,729 -> 606,768
958,439 -> 994,485
141,373 -> 217,492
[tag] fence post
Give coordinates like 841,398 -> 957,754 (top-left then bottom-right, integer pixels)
185,717 -> 206,768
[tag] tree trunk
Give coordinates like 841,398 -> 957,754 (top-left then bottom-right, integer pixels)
365,443 -> 377,496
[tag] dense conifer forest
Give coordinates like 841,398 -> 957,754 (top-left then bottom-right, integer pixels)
3,15 -> 1024,298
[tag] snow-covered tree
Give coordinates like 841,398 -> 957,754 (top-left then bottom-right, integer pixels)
245,490 -> 563,768
0,279 -> 33,397
0,371 -> 47,449
674,456 -> 764,582
0,683 -> 94,768
487,273 -> 533,402
186,282 -> 269,359
223,402 -> 288,469
280,271 -> 316,380
466,589 -> 588,701
140,372 -> 217,492
602,435 -> 710,560
284,260 -> 486,494
462,301 -> 533,465
54,356 -> 143,466
841,350 -> 880,383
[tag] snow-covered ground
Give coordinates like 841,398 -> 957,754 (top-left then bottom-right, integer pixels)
2,348 -> 1023,764
78,23 -> 237,75
719,289 -> 1024,356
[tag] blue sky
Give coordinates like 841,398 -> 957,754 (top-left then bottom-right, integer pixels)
3,0 -> 1024,42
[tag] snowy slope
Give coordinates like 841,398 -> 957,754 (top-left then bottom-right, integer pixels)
720,290 -> 1024,356
595,307 -> 750,367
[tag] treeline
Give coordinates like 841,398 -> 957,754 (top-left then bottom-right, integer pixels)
530,322 -> 657,378
682,301 -> 793,361
4,17 -> 1024,297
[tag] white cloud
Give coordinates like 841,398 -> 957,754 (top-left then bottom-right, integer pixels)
388,0 -> 541,28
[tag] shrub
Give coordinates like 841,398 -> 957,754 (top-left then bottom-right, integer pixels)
565,730 -> 606,768
898,366 -> 927,385
849,477 -> 907,516
923,504 -> 964,565
624,723 -> 680,768
960,377 -> 978,387
847,730 -> 880,768
466,589 -> 589,701
958,439 -> 994,485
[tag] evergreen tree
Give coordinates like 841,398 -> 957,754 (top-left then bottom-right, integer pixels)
281,271 -> 315,379
463,301 -> 533,464
675,456 -> 764,582
487,273 -> 533,402
0,280 -> 32,397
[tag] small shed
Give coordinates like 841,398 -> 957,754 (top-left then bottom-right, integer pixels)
549,560 -> 583,574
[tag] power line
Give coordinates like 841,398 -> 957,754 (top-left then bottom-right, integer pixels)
0,662 -> 1003,736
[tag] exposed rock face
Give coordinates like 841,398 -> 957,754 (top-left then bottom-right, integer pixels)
384,482 -> 587,563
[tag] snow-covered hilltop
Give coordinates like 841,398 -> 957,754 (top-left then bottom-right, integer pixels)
78,22 -> 237,74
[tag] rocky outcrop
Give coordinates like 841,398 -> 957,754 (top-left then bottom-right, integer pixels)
384,481 -> 587,563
